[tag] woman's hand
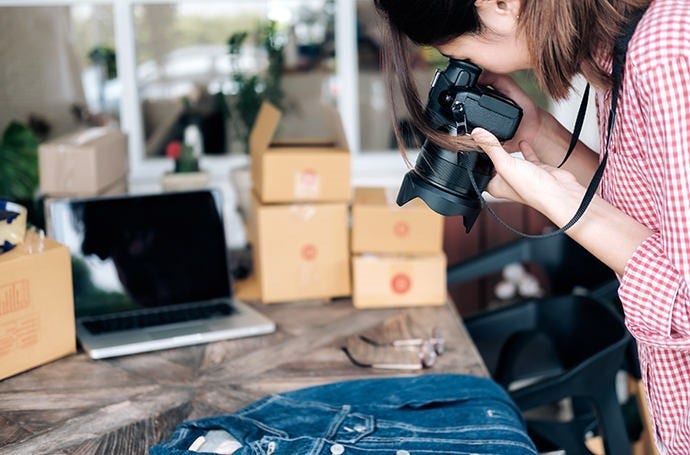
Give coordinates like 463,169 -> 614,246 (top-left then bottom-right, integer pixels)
471,127 -> 652,278
470,128 -> 584,214
479,71 -> 600,184
478,71 -> 547,154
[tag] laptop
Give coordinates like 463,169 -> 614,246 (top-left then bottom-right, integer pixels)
47,189 -> 275,359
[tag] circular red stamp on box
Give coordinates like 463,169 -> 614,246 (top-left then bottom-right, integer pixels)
295,169 -> 320,198
393,221 -> 410,238
299,169 -> 318,185
391,273 -> 412,294
301,244 -> 318,261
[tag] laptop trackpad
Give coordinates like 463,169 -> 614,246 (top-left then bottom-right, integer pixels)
147,325 -> 209,340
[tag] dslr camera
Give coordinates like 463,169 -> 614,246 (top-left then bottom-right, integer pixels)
396,59 -> 523,232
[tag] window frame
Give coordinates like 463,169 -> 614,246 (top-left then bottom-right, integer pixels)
1,0 -> 410,188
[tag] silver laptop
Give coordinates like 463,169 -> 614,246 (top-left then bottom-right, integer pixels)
47,189 -> 275,359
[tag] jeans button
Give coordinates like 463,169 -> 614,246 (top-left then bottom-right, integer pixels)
330,443 -> 345,454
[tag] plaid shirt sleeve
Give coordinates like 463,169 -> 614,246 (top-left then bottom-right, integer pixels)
615,54 -> 690,452
617,56 -> 690,351
598,2 -> 690,450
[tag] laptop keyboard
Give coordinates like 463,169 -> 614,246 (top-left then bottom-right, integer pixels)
81,301 -> 236,335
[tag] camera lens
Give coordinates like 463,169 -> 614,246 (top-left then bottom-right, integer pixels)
397,139 -> 494,233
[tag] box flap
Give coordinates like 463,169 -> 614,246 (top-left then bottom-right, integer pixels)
250,101 -> 349,155
355,187 -> 391,205
0,235 -> 63,265
250,102 -> 282,159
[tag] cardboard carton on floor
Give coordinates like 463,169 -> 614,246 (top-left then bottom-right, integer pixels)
352,187 -> 444,255
352,253 -> 446,309
250,102 -> 351,204
39,127 -> 128,197
0,234 -> 75,380
249,193 -> 351,303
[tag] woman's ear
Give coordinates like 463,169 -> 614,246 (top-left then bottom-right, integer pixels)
474,0 -> 521,19
474,0 -> 522,32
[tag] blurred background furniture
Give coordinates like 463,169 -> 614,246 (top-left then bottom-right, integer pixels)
447,234 -> 638,454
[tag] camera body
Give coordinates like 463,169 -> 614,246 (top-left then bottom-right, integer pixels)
396,59 -> 523,232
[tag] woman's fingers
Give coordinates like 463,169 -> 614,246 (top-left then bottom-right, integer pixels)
470,128 -> 510,168
519,140 -> 541,164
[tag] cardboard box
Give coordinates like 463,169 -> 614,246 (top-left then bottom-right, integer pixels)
0,235 -> 76,380
250,102 -> 351,203
250,193 -> 351,303
352,253 -> 446,309
352,187 -> 444,254
39,127 -> 128,197
100,177 -> 128,196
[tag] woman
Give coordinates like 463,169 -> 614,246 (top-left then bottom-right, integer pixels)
374,0 -> 690,452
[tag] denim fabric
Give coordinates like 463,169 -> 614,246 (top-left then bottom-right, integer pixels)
151,374 -> 537,455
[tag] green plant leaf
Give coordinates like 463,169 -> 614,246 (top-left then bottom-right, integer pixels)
0,121 -> 40,200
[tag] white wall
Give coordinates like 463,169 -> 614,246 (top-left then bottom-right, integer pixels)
0,7 -> 86,137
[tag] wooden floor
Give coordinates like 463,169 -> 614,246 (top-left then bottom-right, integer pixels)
0,298 -> 487,454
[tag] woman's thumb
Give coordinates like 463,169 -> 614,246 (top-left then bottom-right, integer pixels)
471,128 -> 505,163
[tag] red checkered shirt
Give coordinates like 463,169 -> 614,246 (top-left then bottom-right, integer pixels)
596,0 -> 690,452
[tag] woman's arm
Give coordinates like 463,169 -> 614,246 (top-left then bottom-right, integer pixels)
472,51 -> 690,348
529,113 -> 601,187
471,127 -> 651,277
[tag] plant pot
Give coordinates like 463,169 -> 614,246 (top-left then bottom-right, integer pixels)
161,171 -> 210,192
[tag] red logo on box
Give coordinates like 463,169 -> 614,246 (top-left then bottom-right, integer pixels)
393,221 -> 410,238
0,280 -> 31,315
301,244 -> 318,261
299,169 -> 318,185
391,274 -> 411,294
295,169 -> 321,198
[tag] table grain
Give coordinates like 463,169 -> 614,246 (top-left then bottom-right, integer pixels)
0,298 -> 487,454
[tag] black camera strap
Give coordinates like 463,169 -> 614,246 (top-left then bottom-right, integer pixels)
469,7 -> 647,239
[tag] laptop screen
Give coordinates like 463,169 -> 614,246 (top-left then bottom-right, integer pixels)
49,190 -> 232,318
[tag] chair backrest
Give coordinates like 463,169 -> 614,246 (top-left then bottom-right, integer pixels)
454,236 -> 633,455
447,235 -> 617,298
466,295 -> 632,455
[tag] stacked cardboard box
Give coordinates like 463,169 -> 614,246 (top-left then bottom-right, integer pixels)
0,232 -> 75,380
39,127 -> 129,198
247,102 -> 351,303
351,187 -> 446,308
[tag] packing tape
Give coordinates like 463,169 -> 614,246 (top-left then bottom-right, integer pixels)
0,201 -> 28,253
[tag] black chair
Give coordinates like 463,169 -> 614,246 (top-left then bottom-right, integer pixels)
447,235 -> 618,300
448,235 -> 633,455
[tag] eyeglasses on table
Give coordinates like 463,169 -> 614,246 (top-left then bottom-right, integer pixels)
341,327 -> 444,370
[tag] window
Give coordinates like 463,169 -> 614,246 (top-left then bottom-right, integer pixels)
0,4 -> 118,138
0,0 -> 435,189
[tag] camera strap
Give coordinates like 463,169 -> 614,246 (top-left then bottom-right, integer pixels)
469,7 -> 647,239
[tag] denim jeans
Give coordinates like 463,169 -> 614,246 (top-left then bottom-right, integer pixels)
151,374 -> 537,454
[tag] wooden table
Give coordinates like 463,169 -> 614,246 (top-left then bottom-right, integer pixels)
0,298 -> 487,454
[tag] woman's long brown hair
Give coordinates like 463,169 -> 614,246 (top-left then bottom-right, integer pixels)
374,0 -> 653,157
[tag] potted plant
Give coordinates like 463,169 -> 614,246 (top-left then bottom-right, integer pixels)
226,20 -> 286,155
227,21 -> 287,220
0,121 -> 41,227
160,139 -> 210,192
88,45 -> 117,113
